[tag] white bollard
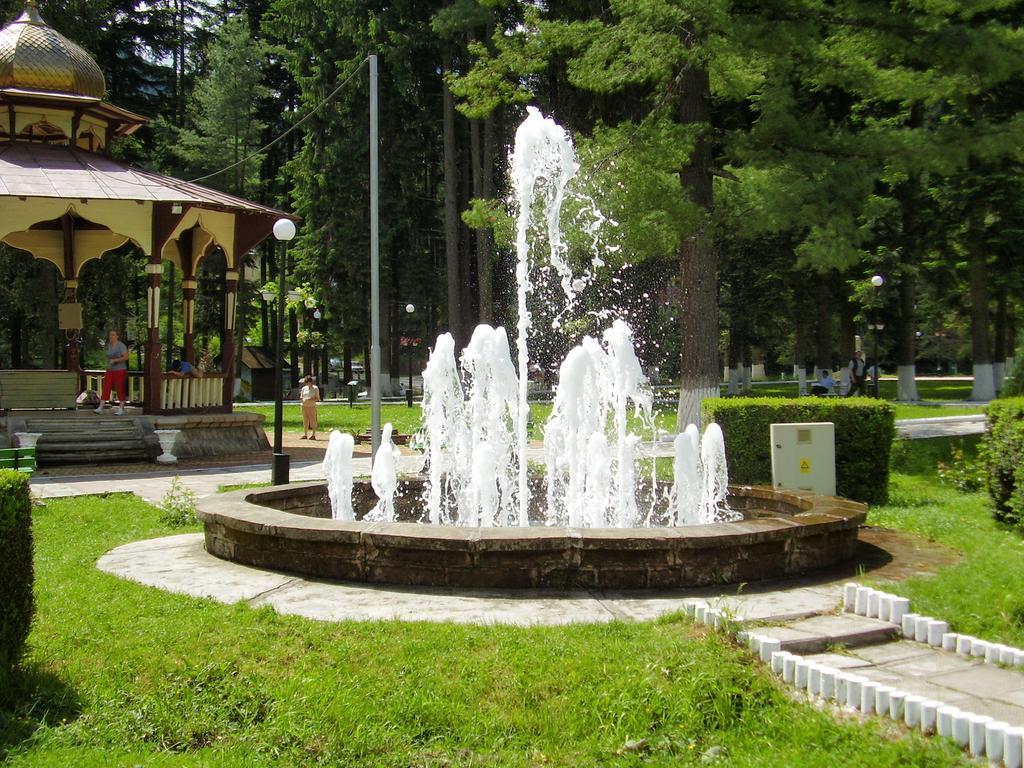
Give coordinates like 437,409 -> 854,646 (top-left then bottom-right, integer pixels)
1014,649 -> 1024,668
874,685 -> 893,716
694,604 -> 707,623
889,597 -> 910,626
771,650 -> 788,675
843,582 -> 859,612
683,602 -> 698,618
861,680 -> 878,714
847,676 -> 864,709
902,613 -> 920,638
808,664 -> 823,696
1004,726 -> 1024,768
971,638 -> 990,658
760,638 -> 781,664
889,690 -> 907,721
920,700 -> 939,735
835,672 -> 850,704
904,695 -> 924,728
820,667 -> 837,700
956,635 -> 974,656
937,705 -> 959,738
952,710 -> 972,746
969,714 -> 993,758
914,615 -> 932,643
878,594 -> 893,622
1001,645 -> 1017,665
855,586 -> 872,615
926,620 -> 948,647
867,590 -> 881,618
783,654 -> 798,684
795,658 -> 811,689
985,644 -> 1002,664
986,721 -> 1009,764
941,632 -> 958,652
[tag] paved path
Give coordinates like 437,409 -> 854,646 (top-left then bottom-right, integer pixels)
96,532 -> 843,626
895,414 -> 987,439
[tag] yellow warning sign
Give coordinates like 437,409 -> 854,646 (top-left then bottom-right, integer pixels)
799,458 -> 811,474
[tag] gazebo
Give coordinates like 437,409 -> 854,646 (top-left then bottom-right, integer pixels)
0,0 -> 293,420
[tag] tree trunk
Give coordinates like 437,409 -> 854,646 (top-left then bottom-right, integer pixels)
478,113 -> 495,324
813,276 -> 832,376
260,247 -> 269,346
344,341 -> 353,384
1006,304 -> 1017,378
793,279 -> 808,396
994,283 -> 1007,392
968,207 -> 994,400
897,269 -> 920,401
460,123 -> 475,337
674,50 -> 717,429
289,307 -> 299,388
838,284 -> 855,395
442,69 -> 462,348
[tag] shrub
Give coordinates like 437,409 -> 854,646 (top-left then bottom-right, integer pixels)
701,397 -> 895,505
158,477 -> 198,528
0,469 -> 34,685
984,397 -> 1024,528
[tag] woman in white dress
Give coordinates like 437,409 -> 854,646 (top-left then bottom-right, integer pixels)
300,374 -> 320,440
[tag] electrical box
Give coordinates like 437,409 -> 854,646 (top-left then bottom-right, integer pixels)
770,422 -> 836,496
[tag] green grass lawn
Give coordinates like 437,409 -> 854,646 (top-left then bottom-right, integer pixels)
237,395 -> 984,445
872,435 -> 1024,647
1,492 -> 966,766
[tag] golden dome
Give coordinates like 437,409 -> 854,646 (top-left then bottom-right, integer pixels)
0,1 -> 105,100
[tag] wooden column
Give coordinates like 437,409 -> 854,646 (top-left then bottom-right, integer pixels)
222,268 -> 239,410
60,214 -> 83,375
182,277 -> 197,365
143,261 -> 163,414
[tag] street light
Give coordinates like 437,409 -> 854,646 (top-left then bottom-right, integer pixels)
271,217 -> 296,485
869,274 -> 885,398
404,303 -> 415,407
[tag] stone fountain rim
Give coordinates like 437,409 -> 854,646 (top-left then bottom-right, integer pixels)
195,482 -> 867,589
197,481 -> 867,544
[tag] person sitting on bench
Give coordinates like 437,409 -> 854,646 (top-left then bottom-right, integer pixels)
811,369 -> 836,397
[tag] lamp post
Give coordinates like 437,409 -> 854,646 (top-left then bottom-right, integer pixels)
405,303 -> 415,407
869,274 -> 885,398
270,217 -> 296,485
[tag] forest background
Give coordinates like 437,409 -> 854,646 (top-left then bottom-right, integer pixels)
0,0 -> 1022,425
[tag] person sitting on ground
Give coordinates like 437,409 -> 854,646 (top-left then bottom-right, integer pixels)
811,369 -> 836,397
168,359 -> 202,377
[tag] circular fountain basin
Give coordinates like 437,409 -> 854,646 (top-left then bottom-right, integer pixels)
196,481 -> 866,590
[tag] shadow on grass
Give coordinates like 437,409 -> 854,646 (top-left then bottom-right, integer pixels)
0,664 -> 80,761
889,434 -> 982,477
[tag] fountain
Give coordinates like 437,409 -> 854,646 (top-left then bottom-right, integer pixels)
195,107 -> 865,589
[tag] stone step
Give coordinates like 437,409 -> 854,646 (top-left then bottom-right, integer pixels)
763,613 -> 901,654
20,419 -> 150,465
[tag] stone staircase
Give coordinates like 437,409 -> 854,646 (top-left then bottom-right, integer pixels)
710,586 -> 1024,767
18,415 -> 153,465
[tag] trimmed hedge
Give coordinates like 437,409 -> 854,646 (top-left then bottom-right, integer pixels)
0,469 -> 33,686
701,397 -> 895,505
984,397 -> 1024,528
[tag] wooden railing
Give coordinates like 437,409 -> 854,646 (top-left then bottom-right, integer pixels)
83,370 -> 146,404
160,373 -> 226,411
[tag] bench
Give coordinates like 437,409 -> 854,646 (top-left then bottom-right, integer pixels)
0,447 -> 36,474
0,370 -> 78,410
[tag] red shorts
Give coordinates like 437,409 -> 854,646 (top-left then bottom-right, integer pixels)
102,368 -> 128,401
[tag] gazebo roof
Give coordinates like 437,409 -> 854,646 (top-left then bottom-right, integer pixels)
0,142 -> 291,217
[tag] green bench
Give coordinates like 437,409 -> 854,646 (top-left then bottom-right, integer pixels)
0,447 -> 36,474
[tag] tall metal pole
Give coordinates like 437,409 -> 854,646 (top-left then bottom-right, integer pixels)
369,53 -> 382,455
272,241 -> 289,484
